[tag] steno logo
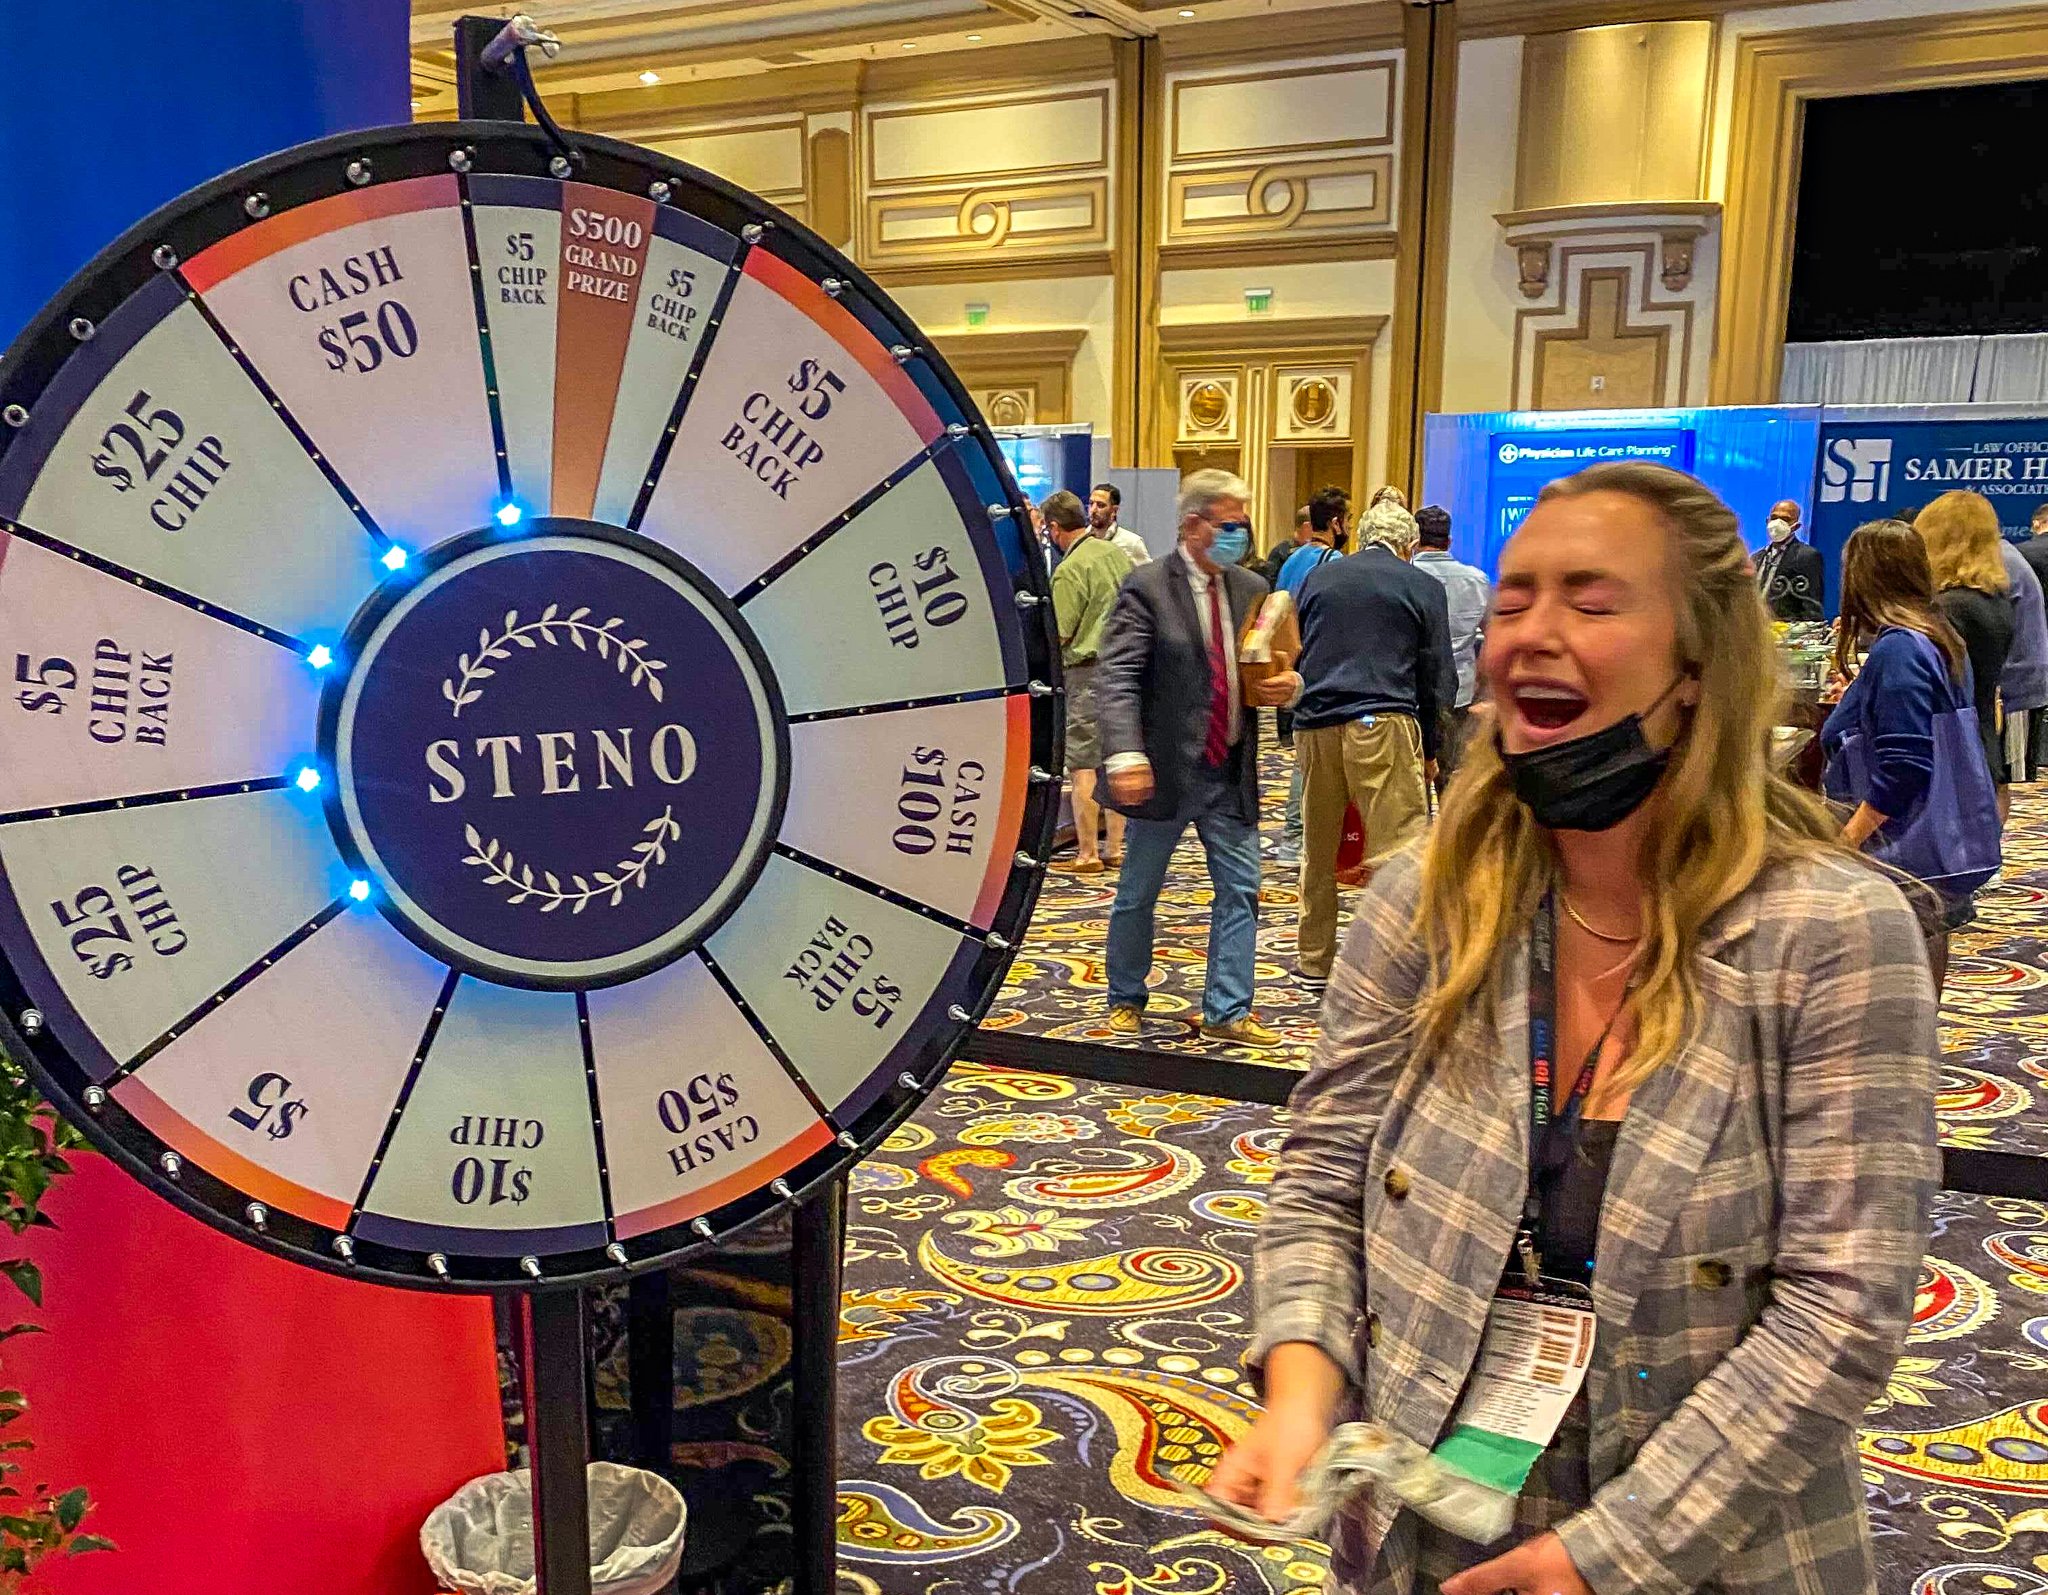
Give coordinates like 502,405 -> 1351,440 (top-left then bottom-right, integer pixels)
1819,438 -> 1893,505
327,527 -> 785,987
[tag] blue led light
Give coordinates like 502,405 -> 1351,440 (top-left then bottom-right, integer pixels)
495,502 -> 523,527
306,644 -> 334,670
381,545 -> 409,571
348,878 -> 371,903
294,766 -> 322,793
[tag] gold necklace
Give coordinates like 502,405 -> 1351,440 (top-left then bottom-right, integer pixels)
1560,891 -> 1641,945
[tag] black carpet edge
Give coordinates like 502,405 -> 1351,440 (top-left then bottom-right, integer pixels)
960,1031 -> 2048,1202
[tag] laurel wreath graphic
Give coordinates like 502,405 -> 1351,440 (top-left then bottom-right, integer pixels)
442,606 -> 667,718
462,810 -> 684,914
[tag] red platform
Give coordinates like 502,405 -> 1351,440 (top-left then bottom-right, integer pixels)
8,1154 -> 503,1595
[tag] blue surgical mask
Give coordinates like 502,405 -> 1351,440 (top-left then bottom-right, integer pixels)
1211,521 -> 1252,566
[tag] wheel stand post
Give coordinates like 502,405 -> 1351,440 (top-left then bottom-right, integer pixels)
790,1172 -> 848,1594
454,15 -> 529,121
517,1287 -> 593,1595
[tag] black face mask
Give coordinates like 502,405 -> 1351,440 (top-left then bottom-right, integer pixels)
1496,678 -> 1685,832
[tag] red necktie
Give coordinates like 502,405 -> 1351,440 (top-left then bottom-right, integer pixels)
1204,577 -> 1231,765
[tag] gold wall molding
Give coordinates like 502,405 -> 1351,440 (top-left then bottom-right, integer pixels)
1716,5 -> 2048,404
1160,5 -> 1403,64
574,62 -> 867,130
1385,0 -> 1454,499
1157,316 -> 1390,356
1154,315 -> 1388,545
865,254 -> 1116,289
1167,156 -> 1394,239
633,113 -> 811,220
865,177 -> 1111,267
1112,37 -> 1154,471
1160,52 -> 1402,260
859,82 -> 1119,271
1511,242 -> 1697,411
862,36 -> 1118,100
1156,236 -> 1401,269
865,89 -> 1113,190
809,127 -> 854,248
1497,202 -> 1718,300
1460,0 -> 1837,38
929,328 -> 1090,428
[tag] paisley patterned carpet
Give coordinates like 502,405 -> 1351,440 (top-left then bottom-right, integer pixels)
997,721 -> 2048,1155
984,724 -> 1316,1071
515,750 -> 2048,1594
830,1067 -> 2048,1595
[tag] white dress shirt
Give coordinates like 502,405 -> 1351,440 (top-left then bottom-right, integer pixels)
1105,555 -> 1246,775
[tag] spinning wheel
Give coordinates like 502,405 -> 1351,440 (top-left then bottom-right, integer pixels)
0,122 -> 1059,1292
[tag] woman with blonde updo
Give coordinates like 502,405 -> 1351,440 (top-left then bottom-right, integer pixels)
1212,463 -> 1938,1595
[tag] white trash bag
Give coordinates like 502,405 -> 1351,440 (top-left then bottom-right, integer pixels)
422,1462 -> 687,1595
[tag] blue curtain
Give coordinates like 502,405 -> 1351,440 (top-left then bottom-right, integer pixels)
0,0 -> 410,341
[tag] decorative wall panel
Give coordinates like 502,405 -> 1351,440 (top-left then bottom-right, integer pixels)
1156,317 -> 1385,542
860,86 -> 1117,271
929,328 -> 1089,428
640,115 -> 809,224
1177,370 -> 1242,446
1162,55 -> 1401,262
1273,366 -> 1353,443
1496,206 -> 1718,410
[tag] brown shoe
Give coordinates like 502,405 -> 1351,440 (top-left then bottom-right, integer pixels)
1104,851 -> 1124,869
1200,1013 -> 1282,1048
1056,857 -> 1106,876
1107,1005 -> 1144,1035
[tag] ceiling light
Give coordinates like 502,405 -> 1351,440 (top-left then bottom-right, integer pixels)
967,33 -> 982,41
639,70 -> 660,85
1179,6 -> 1195,14
901,41 -> 916,49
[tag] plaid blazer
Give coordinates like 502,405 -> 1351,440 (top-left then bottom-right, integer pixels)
1253,846 -> 1940,1595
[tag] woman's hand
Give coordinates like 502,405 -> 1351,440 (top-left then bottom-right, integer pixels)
1204,1401 -> 1331,1525
1205,1342 -> 1343,1526
1439,1531 -> 1593,1595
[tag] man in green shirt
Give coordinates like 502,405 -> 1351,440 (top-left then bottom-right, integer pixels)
1046,489 -> 1133,872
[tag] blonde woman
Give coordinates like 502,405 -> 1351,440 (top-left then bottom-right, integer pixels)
1917,490 -> 2013,801
1211,464 -> 1939,1593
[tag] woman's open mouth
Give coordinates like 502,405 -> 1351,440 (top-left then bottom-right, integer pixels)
1511,683 -> 1589,733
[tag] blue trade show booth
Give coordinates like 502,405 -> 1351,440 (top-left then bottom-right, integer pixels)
1422,403 -> 2048,614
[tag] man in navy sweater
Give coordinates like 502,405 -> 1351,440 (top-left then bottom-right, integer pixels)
1290,498 -> 1454,987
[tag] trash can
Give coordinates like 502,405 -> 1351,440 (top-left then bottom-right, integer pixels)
422,1462 -> 687,1595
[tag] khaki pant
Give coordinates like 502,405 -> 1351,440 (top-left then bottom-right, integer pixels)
1296,715 -> 1427,977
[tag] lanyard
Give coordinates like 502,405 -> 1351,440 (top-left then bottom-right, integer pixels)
1518,891 -> 1623,1286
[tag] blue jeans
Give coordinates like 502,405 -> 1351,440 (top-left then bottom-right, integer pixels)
1106,801 -> 1261,1026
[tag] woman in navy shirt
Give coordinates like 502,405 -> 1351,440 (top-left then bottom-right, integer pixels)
1822,518 -> 1974,987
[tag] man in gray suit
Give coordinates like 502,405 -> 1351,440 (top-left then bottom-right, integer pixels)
1096,470 -> 1300,1048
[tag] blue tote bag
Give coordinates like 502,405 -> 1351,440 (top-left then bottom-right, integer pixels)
1825,627 -> 2002,900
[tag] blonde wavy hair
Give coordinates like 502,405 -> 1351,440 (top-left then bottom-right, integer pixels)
1412,463 -> 1843,1102
1916,490 -> 2010,597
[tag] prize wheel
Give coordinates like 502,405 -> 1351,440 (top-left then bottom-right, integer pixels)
0,123 -> 1061,1290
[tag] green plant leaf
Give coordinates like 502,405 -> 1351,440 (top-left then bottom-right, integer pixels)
0,1261 -> 42,1308
69,1534 -> 115,1555
53,1487 -> 86,1531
